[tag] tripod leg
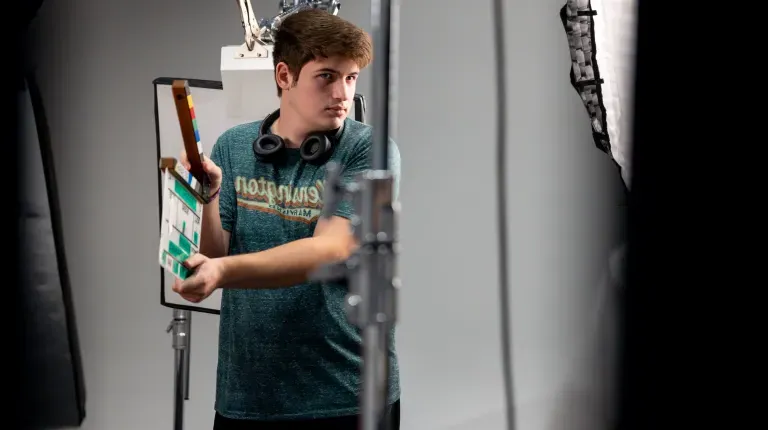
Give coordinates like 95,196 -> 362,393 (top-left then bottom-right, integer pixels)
169,309 -> 190,430
174,348 -> 185,430
183,313 -> 192,400
361,323 -> 391,430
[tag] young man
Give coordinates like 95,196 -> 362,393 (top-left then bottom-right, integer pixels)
172,9 -> 401,430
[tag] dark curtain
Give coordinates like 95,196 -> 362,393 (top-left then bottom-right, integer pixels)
15,0 -> 87,428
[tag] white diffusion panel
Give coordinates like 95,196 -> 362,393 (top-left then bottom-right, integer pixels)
154,78 -> 253,313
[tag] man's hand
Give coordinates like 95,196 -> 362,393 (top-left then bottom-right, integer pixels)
180,149 -> 223,193
172,253 -> 225,303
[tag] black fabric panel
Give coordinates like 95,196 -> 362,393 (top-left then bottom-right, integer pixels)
19,71 -> 87,429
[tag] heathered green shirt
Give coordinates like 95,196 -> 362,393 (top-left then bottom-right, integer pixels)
209,117 -> 401,420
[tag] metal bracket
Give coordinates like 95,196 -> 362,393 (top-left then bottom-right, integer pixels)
234,40 -> 270,59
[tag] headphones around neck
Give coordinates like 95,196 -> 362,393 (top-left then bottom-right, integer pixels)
253,109 -> 344,164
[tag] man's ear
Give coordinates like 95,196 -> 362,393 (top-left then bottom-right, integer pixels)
275,62 -> 294,92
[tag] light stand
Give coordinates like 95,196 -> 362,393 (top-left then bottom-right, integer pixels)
310,1 -> 400,429
166,309 -> 192,430
318,164 -> 399,430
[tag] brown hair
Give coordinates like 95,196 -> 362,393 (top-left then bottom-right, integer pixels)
273,9 -> 373,96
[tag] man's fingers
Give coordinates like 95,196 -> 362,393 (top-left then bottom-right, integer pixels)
179,151 -> 190,170
174,277 -> 198,295
183,253 -> 206,269
202,159 -> 222,184
172,273 -> 206,302
180,292 -> 203,303
174,277 -> 203,302
179,273 -> 204,294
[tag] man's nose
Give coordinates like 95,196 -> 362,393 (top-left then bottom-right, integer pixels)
331,80 -> 351,101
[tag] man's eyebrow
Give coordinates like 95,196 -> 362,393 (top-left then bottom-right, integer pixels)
315,68 -> 359,75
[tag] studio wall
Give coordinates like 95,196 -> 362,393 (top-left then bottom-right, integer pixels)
30,0 -> 625,429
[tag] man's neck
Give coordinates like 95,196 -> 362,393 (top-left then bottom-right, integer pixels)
272,105 -> 309,148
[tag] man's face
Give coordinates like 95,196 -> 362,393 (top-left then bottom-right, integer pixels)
281,56 -> 360,131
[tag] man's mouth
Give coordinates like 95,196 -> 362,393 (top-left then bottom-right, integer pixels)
326,106 -> 346,116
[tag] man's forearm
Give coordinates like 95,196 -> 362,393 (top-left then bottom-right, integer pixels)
199,198 -> 227,258
218,236 -> 348,290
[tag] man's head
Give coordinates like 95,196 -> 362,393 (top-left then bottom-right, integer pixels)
273,9 -> 372,132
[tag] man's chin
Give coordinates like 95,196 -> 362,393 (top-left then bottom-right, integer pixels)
318,115 -> 345,130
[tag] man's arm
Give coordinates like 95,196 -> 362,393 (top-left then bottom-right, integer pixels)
214,135 -> 400,291
198,195 -> 231,259
198,136 -> 235,258
217,215 -> 353,290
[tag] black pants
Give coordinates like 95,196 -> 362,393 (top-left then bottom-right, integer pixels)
213,400 -> 400,430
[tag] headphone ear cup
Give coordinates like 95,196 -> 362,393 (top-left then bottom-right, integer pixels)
253,134 -> 285,159
299,133 -> 334,163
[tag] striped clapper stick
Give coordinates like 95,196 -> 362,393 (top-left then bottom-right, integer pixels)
158,158 -> 208,281
171,80 -> 212,201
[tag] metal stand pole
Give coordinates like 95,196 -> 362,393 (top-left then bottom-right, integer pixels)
358,2 -> 399,428
310,0 -> 400,427
310,2 -> 399,428
354,170 -> 398,430
167,309 -> 192,430
313,163 -> 399,430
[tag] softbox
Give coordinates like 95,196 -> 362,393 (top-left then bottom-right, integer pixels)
16,0 -> 87,427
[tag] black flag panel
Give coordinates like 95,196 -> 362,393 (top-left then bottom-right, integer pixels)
15,0 -> 87,427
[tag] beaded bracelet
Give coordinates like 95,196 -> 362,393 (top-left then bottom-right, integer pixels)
207,187 -> 221,201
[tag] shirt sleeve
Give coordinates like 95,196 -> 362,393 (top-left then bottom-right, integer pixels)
208,134 -> 236,232
333,138 -> 401,219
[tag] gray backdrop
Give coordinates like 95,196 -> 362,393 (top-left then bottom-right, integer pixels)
30,0 -> 626,429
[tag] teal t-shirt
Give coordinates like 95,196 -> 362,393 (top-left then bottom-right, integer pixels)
208,117 -> 401,420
